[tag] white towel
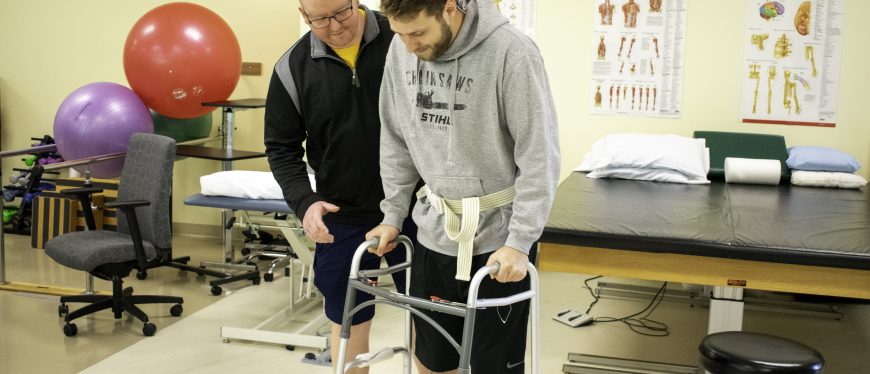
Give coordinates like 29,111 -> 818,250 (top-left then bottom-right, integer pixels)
200,171 -> 315,199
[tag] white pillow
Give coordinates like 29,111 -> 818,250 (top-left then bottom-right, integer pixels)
576,133 -> 709,180
790,170 -> 867,189
588,167 -> 710,184
201,171 -> 293,199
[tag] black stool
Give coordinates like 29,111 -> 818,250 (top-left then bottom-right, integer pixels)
699,331 -> 824,374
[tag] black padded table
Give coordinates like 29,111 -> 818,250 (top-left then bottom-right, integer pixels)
541,172 -> 870,372
540,172 -> 870,331
543,172 -> 870,270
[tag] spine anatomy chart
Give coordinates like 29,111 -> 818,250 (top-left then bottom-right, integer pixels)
741,0 -> 844,127
591,0 -> 687,118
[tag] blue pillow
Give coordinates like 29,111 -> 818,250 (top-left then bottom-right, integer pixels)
786,146 -> 861,173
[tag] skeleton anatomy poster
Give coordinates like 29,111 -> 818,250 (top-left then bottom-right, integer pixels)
494,0 -> 537,38
590,0 -> 688,118
741,0 -> 844,127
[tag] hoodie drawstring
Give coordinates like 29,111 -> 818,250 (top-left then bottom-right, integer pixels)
446,58 -> 459,167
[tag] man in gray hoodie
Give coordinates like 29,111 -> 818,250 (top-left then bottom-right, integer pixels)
366,0 -> 559,372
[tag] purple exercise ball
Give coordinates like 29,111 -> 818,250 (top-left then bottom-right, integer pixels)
53,82 -> 153,178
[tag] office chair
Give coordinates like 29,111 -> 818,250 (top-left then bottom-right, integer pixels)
45,133 -> 183,337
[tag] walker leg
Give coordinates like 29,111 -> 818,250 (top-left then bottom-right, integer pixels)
336,338 -> 350,374
530,267 -> 541,374
456,307 -> 477,374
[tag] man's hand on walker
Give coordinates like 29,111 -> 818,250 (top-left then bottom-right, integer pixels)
302,201 -> 339,243
365,224 -> 400,257
486,246 -> 529,283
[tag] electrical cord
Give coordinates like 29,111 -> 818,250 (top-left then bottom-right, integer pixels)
582,276 -> 670,337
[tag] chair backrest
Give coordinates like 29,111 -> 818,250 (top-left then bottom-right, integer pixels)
116,133 -> 176,249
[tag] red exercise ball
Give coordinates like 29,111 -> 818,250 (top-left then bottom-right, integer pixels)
124,2 -> 241,119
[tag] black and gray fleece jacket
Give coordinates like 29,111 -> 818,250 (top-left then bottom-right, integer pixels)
264,6 -> 394,225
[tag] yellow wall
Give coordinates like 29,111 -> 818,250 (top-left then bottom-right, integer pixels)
536,1 -> 870,180
0,0 -> 300,226
1,1 -> 868,228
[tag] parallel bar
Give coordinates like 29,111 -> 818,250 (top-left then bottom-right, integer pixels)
177,136 -> 221,146
222,326 -> 328,349
0,144 -> 57,159
42,152 -> 125,171
565,353 -> 700,373
0,282 -> 109,297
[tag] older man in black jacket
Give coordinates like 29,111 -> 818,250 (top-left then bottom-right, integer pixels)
264,1 -> 416,372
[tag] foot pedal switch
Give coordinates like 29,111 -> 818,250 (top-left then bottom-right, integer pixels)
553,309 -> 594,327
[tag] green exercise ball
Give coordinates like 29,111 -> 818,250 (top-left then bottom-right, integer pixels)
151,111 -> 213,143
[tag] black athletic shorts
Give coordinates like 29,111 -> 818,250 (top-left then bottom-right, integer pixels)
409,242 -> 537,373
313,218 -> 417,325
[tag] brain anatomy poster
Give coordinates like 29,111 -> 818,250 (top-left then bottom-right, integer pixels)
741,0 -> 844,127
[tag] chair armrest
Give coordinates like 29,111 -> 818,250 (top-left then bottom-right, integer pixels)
60,187 -> 104,230
105,200 -> 150,209
59,187 -> 104,197
109,199 -> 152,271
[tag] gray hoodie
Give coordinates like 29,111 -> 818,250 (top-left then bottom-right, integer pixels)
379,0 -> 560,257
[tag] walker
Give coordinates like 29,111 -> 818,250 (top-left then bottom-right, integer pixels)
335,236 -> 540,374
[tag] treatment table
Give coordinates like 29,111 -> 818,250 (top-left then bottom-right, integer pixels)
538,172 -> 870,372
184,193 -> 328,349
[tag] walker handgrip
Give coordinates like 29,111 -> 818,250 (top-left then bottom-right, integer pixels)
349,236 -> 412,278
485,262 -> 500,275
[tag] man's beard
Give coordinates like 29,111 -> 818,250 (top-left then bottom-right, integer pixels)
420,18 -> 453,61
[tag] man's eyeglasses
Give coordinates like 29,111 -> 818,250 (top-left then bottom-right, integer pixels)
306,1 -> 355,29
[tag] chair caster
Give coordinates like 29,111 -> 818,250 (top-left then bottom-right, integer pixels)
170,304 -> 183,317
63,323 -> 78,337
241,248 -> 251,256
285,345 -> 295,351
136,270 -> 147,280
58,303 -> 69,317
123,287 -> 134,297
252,276 -> 261,286
285,267 -> 290,277
143,322 -> 157,336
264,272 -> 274,282
211,286 -> 223,296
